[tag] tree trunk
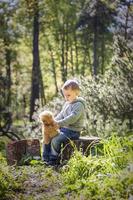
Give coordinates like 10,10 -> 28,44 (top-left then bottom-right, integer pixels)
81,29 -> 90,76
65,22 -> 69,78
30,4 -> 40,121
101,33 -> 105,74
70,45 -> 74,76
82,51 -> 86,76
74,31 -> 79,74
60,24 -> 66,82
48,42 -> 58,94
5,47 -> 12,108
39,65 -> 46,106
93,16 -> 98,76
4,39 -> 12,126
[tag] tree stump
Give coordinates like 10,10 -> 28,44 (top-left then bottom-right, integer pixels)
6,139 -> 41,165
61,136 -> 100,161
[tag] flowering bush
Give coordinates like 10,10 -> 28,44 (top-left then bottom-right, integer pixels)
80,38 -> 133,137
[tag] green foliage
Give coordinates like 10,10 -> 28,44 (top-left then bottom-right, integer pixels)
0,134 -> 132,199
61,135 -> 133,199
19,154 -> 43,166
0,141 -> 5,152
0,153 -> 21,199
80,38 -> 133,137
19,154 -> 33,165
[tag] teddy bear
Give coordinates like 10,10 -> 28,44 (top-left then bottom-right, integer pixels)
39,111 -> 59,144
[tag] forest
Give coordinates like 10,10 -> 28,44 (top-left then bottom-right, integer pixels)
0,0 -> 133,199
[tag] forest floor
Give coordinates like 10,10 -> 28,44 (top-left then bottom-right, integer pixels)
0,137 -> 71,200
9,164 -> 69,200
2,135 -> 133,200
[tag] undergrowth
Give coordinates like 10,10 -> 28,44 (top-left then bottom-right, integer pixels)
0,134 -> 132,199
61,134 -> 133,200
0,153 -> 22,199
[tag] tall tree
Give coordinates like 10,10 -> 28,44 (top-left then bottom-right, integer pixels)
77,0 -> 115,75
42,0 -> 79,82
47,41 -> 58,93
0,0 -> 21,139
113,0 -> 133,44
26,0 -> 45,121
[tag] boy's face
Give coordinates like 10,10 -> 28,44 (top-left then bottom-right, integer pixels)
63,88 -> 79,102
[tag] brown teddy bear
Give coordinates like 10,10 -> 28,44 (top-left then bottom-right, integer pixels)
39,111 -> 59,144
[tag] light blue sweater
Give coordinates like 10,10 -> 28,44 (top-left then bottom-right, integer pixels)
55,97 -> 86,132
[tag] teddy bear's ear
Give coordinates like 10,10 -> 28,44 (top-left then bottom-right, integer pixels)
39,112 -> 44,120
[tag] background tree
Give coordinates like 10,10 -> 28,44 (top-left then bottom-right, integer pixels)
25,0 -> 46,121
0,0 -> 21,139
77,0 -> 115,75
113,0 -> 133,44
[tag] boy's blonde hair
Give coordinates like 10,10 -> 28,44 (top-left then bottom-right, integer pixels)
62,79 -> 80,91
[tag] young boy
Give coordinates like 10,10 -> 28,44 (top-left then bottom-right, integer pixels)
42,79 -> 86,166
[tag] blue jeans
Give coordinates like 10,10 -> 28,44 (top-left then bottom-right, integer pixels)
42,143 -> 51,162
50,128 -> 80,160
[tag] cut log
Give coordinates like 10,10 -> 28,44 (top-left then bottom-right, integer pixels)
60,136 -> 100,161
6,139 -> 41,165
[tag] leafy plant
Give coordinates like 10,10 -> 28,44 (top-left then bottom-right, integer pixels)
0,153 -> 22,199
61,134 -> 133,199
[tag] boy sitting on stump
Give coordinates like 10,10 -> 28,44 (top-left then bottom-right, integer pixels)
39,79 -> 86,166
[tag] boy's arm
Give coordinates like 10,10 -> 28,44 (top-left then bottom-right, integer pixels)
56,102 -> 84,127
54,102 -> 68,121
54,111 -> 64,121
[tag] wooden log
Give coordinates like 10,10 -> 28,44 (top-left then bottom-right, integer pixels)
6,139 -> 41,165
60,136 -> 100,161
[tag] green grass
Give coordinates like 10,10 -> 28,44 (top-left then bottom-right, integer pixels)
0,133 -> 132,199
61,134 -> 133,199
